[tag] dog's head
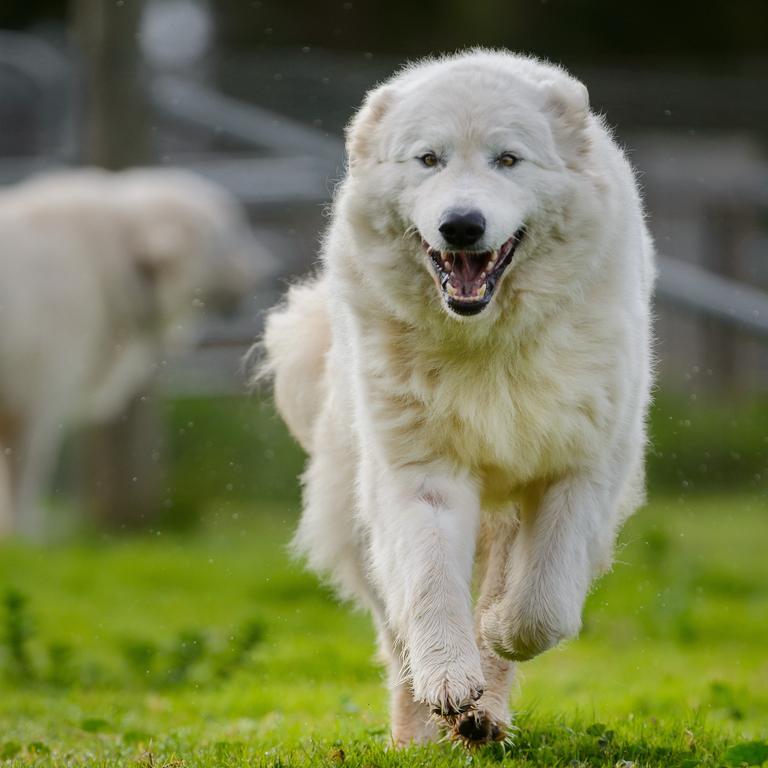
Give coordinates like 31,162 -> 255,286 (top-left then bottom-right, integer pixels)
116,169 -> 266,340
341,51 -> 599,323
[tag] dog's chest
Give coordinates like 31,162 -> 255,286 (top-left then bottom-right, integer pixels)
440,366 -> 598,479
372,332 -> 610,488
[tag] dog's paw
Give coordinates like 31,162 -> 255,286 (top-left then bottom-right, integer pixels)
412,663 -> 485,716
481,601 -> 580,662
447,708 -> 509,748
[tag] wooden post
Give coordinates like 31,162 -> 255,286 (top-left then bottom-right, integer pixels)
702,202 -> 753,395
73,0 -> 148,168
72,0 -> 165,528
81,394 -> 167,530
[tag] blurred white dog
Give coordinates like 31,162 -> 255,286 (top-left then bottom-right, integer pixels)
262,51 -> 654,747
0,168 -> 261,537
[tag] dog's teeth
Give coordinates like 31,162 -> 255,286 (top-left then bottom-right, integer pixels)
486,260 -> 494,271
477,284 -> 486,298
443,261 -> 451,270
479,272 -> 486,280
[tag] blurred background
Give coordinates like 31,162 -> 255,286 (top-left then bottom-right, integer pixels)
0,0 -> 766,532
0,2 -> 766,760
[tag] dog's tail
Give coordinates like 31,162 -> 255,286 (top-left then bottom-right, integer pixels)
252,277 -> 331,453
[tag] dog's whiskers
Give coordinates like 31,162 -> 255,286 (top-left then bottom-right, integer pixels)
402,224 -> 419,242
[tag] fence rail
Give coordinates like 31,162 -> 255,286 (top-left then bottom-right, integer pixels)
152,75 -> 343,163
657,256 -> 768,338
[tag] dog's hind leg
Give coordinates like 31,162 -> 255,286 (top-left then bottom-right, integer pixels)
377,625 -> 438,747
295,405 -> 438,745
0,407 -> 28,537
15,412 -> 60,540
451,511 -> 518,746
0,449 -> 12,537
0,409 -> 18,535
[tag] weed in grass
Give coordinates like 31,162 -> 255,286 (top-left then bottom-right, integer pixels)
2,589 -> 35,681
80,717 -> 110,733
2,589 -> 264,692
119,618 -> 265,688
708,682 -> 746,722
165,628 -> 207,685
27,740 -> 51,756
122,637 -> 161,682
722,740 -> 768,767
137,751 -> 186,768
45,640 -> 76,686
0,741 -> 21,760
214,618 -> 265,680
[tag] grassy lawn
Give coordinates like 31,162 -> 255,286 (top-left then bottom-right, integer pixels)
0,492 -> 766,767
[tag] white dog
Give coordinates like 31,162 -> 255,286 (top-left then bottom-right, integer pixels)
0,168 -> 261,537
261,50 -> 654,747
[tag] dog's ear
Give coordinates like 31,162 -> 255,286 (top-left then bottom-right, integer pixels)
541,74 -> 591,169
345,84 -> 394,171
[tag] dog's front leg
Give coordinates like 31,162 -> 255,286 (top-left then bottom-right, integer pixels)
482,474 -> 617,662
364,465 -> 484,717
448,512 -> 519,745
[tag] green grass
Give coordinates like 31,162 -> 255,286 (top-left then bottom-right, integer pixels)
1,493 -> 767,766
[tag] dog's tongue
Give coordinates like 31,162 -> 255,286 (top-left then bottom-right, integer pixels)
449,252 -> 486,297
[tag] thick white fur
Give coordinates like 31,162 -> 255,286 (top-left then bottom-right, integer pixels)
262,50 -> 654,746
0,168 -> 260,537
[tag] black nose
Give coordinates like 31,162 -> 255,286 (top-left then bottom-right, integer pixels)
438,209 -> 486,248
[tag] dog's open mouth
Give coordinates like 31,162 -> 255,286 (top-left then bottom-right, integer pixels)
421,228 -> 526,316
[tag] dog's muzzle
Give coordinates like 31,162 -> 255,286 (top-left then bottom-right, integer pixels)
422,227 -> 526,316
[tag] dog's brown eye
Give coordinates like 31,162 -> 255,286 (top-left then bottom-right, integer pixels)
497,153 -> 519,168
419,153 -> 439,168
